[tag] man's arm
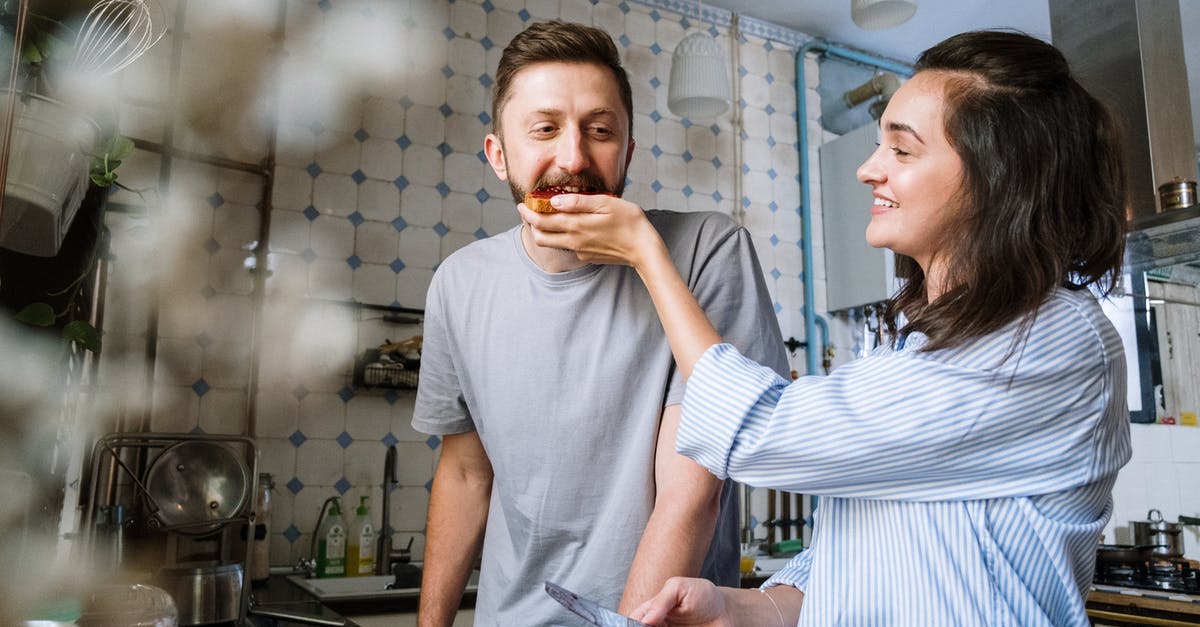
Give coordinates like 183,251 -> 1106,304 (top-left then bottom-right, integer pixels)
418,431 -> 493,627
618,403 -> 723,613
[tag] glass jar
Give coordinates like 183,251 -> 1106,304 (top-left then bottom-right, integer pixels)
251,473 -> 273,582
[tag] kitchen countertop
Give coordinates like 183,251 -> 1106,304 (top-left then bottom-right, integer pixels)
246,575 -> 362,626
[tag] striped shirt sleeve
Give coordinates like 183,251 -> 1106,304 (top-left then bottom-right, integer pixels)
677,291 -> 1127,502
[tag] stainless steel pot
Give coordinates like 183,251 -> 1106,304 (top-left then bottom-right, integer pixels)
157,564 -> 242,626
1131,509 -> 1183,558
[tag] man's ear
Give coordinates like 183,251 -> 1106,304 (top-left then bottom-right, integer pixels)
625,137 -> 636,171
484,133 -> 508,181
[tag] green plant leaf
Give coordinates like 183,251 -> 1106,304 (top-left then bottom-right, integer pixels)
108,136 -> 134,161
63,320 -> 102,352
15,303 -> 56,326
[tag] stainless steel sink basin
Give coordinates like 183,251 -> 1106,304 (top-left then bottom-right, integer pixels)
286,569 -> 479,602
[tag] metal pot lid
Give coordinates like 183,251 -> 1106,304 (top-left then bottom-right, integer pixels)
1133,508 -> 1181,532
144,441 -> 249,532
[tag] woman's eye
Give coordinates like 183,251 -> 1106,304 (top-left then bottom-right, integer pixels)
889,144 -> 910,157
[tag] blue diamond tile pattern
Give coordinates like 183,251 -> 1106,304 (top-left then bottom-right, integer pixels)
650,43 -> 662,55
338,386 -> 355,402
682,185 -> 693,197
441,65 -> 454,78
348,211 -> 364,226
382,432 -> 399,447
480,35 -> 493,49
765,104 -> 776,115
207,192 -> 224,208
649,77 -> 660,89
390,258 -> 406,273
424,479 -> 433,492
190,425 -> 205,435
346,254 -> 362,269
651,180 -> 662,193
650,9 -> 660,21
770,234 -> 780,247
391,216 -> 408,231
317,0 -> 331,11
476,150 -> 488,163
303,205 -> 319,221
351,169 -> 366,184
286,477 -> 304,494
768,168 -> 778,180
305,162 -> 322,178
284,524 -> 301,543
765,72 -> 775,84
680,17 -> 691,29
517,8 -> 530,21
742,196 -> 751,208
479,74 -> 493,88
435,182 -> 450,197
353,128 -> 369,142
289,430 -> 307,447
393,175 -> 409,191
191,378 -> 210,397
738,66 -> 748,78
711,190 -> 723,202
651,145 -> 662,158
769,201 -> 779,212
474,227 -> 488,239
292,384 -> 309,400
767,136 -> 777,148
396,135 -> 412,149
442,26 -> 455,40
301,248 -> 317,263
426,435 -> 442,450
619,1 -> 630,13
774,302 -> 783,314
682,150 -> 693,162
335,477 -> 352,495
399,96 -> 413,109
681,117 -> 692,129
433,222 -> 449,236
438,104 -> 453,118
710,123 -> 721,135
384,390 -> 400,405
711,156 -> 722,169
437,142 -> 452,157
475,189 -> 489,203
619,34 -> 630,47
478,111 -> 491,125
650,110 -> 662,123
336,431 -> 353,449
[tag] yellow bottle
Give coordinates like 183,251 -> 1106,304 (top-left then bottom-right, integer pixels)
345,496 -> 376,577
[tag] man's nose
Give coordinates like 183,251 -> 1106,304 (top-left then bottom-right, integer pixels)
555,126 -> 590,173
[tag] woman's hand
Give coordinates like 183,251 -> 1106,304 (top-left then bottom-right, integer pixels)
517,193 -> 666,268
629,577 -> 733,627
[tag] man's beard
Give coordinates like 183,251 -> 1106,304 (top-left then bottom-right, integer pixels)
505,163 -> 626,205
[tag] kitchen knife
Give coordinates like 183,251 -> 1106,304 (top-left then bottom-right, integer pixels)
545,581 -> 650,627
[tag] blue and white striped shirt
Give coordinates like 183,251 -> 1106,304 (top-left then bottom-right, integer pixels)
677,287 -> 1131,626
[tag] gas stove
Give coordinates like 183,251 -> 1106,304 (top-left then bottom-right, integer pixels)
1088,559 -> 1200,626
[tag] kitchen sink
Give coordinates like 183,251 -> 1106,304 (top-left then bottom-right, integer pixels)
285,568 -> 479,614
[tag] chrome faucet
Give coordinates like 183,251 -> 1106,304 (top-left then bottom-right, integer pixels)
377,445 -> 398,574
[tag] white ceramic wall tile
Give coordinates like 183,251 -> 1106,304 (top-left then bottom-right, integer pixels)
359,139 -> 405,180
401,185 -> 446,227
402,144 -> 445,185
444,152 -> 485,194
308,257 -> 354,301
480,198 -> 520,235
357,179 -> 401,222
210,251 -> 255,295
356,222 -> 401,265
267,209 -> 310,255
199,388 -> 248,435
346,396 -> 394,440
272,166 -> 314,212
1168,425 -> 1200,461
441,232 -> 477,259
446,77 -> 487,120
362,97 -> 407,140
313,173 -> 358,217
296,438 -> 346,488
353,263 -> 399,305
150,385 -> 200,432
446,114 -> 485,155
399,227 -> 444,270
405,105 -> 447,149
443,192 -> 482,233
396,267 -> 435,310
154,338 -> 203,386
308,215 -> 355,259
344,440 -> 388,488
204,294 -> 255,345
299,392 -> 347,440
256,390 -> 301,438
450,2 -> 488,41
204,340 -> 252,388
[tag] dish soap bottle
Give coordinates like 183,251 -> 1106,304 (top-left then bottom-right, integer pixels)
346,496 -> 376,577
315,498 -> 346,578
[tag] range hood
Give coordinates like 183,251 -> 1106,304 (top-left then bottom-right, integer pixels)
1049,0 -> 1200,272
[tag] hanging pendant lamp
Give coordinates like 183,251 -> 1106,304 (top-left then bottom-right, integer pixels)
851,0 -> 917,30
668,31 -> 731,120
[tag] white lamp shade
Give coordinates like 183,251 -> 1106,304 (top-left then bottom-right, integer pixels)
851,0 -> 917,30
668,32 -> 731,120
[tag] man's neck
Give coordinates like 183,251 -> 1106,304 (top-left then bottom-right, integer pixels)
520,223 -> 589,273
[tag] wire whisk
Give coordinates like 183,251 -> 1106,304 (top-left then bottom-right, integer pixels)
71,0 -> 166,78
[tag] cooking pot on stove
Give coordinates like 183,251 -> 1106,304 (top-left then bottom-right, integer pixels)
1131,509 -> 1190,558
156,564 -> 242,626
1095,543 -> 1156,566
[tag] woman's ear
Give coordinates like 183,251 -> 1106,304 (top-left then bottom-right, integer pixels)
484,133 -> 508,181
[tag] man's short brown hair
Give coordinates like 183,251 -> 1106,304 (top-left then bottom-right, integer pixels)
491,20 -> 633,138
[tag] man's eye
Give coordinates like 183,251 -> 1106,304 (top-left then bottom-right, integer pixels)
589,126 -> 613,137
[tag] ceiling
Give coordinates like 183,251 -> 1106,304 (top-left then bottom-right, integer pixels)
703,0 -> 1200,152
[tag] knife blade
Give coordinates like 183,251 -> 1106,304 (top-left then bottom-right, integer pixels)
544,581 -> 650,627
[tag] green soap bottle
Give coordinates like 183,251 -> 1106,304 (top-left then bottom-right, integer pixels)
315,498 -> 346,578
346,496 -> 376,577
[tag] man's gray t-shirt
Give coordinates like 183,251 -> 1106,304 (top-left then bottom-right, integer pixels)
413,210 -> 789,626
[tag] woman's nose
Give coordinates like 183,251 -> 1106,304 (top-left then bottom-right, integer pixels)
555,126 -> 590,173
857,147 -> 885,185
